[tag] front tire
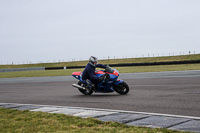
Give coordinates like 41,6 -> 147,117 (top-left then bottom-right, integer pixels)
114,81 -> 129,95
78,81 -> 93,95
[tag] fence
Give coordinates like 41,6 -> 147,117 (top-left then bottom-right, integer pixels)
1,51 -> 199,65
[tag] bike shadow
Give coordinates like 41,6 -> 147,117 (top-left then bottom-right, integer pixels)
72,93 -> 127,98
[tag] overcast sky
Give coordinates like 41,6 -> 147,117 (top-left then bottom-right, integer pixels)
0,0 -> 200,64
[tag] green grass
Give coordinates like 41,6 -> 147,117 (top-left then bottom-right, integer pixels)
0,63 -> 200,78
116,63 -> 200,73
0,68 -> 83,78
1,54 -> 200,78
1,54 -> 200,69
0,108 -> 185,133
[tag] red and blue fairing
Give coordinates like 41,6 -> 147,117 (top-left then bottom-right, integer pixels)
72,72 -> 82,80
72,69 -> 123,93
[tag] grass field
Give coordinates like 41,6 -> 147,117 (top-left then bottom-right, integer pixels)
0,63 -> 200,78
0,54 -> 200,78
0,108 -> 184,133
1,54 -> 200,69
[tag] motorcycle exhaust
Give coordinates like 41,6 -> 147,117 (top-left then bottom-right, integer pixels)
72,84 -> 86,90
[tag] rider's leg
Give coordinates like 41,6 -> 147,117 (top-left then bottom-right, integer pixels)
85,79 -> 96,91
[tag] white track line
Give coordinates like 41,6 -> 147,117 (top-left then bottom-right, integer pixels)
1,102 -> 200,120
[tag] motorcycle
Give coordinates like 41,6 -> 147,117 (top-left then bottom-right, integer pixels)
72,66 -> 129,95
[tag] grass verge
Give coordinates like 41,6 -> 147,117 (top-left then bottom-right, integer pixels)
0,108 -> 184,133
0,63 -> 200,78
0,54 -> 200,69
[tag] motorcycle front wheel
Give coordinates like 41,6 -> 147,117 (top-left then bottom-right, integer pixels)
114,81 -> 129,95
78,81 -> 93,95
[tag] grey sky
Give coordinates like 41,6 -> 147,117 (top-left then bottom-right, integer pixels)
0,0 -> 200,64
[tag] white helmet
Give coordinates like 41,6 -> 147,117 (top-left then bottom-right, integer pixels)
89,56 -> 98,66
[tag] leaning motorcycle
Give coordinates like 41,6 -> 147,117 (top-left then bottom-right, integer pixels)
72,66 -> 129,95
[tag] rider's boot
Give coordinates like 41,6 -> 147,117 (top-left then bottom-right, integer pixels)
86,79 -> 96,92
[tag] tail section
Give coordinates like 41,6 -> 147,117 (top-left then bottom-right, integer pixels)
72,72 -> 82,80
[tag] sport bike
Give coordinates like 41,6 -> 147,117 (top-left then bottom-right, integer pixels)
72,66 -> 129,95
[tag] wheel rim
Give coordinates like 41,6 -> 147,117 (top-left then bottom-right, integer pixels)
117,84 -> 127,93
122,86 -> 127,92
121,85 -> 127,92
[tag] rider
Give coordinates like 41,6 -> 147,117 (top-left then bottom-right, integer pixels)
82,56 -> 106,91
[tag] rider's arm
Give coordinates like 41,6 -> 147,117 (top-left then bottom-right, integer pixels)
96,64 -> 106,69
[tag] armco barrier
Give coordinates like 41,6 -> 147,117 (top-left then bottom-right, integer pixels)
45,67 -> 64,70
45,66 -> 85,70
109,60 -> 200,67
0,67 -> 45,72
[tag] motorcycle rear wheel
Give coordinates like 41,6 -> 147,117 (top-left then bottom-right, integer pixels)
114,81 -> 129,95
78,81 -> 93,95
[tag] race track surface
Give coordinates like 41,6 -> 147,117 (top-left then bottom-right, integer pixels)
0,70 -> 200,117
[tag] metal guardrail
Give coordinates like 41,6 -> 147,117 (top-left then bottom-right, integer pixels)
0,67 -> 45,72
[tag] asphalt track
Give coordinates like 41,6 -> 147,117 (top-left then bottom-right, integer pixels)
0,70 -> 200,117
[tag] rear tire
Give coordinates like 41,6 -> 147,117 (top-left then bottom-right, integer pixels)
114,81 -> 129,95
78,81 -> 93,95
